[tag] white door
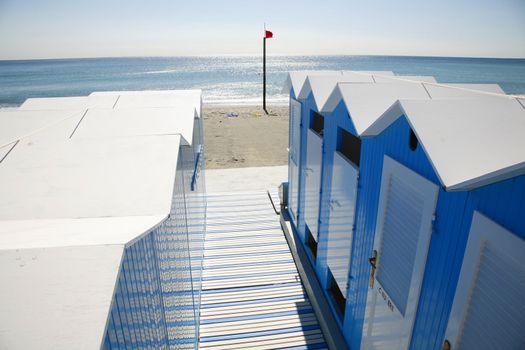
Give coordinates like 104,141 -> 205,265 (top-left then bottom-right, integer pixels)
326,152 -> 358,296
289,99 -> 301,223
443,212 -> 525,350
362,156 -> 438,350
304,129 -> 323,239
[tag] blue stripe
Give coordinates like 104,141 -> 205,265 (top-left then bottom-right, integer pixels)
203,249 -> 291,260
199,325 -> 320,343
204,218 -> 278,227
203,259 -> 294,270
201,281 -> 301,294
205,226 -> 281,234
186,218 -> 275,228
201,208 -> 271,215
205,232 -> 286,242
279,343 -> 328,350
202,269 -> 297,282
202,241 -> 287,251
201,295 -> 307,309
201,308 -> 314,324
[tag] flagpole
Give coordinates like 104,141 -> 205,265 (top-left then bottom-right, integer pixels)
263,35 -> 267,114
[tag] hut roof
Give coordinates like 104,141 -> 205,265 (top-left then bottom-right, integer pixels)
324,81 -> 505,135
0,90 -> 199,349
366,96 -> 525,191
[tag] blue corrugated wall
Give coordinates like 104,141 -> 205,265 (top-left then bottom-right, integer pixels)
104,145 -> 206,350
342,108 -> 525,350
289,95 -> 525,350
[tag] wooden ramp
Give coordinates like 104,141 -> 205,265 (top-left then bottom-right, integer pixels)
198,190 -> 328,350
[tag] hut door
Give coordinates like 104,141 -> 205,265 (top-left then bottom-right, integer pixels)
326,152 -> 358,296
289,99 -> 301,223
443,212 -> 525,349
361,156 -> 438,350
304,129 -> 323,239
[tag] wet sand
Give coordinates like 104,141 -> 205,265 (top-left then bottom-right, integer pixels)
203,105 -> 289,169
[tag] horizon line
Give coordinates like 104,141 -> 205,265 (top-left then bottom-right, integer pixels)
1,53 -> 525,62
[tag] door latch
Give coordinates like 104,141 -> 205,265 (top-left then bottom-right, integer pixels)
369,250 -> 377,289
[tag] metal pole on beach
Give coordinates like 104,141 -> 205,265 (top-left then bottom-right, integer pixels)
263,36 -> 267,114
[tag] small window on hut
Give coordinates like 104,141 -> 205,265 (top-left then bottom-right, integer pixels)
310,112 -> 324,137
306,225 -> 318,260
337,128 -> 361,167
328,269 -> 346,316
409,129 -> 418,151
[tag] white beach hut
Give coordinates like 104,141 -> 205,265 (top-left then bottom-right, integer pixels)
0,91 -> 206,349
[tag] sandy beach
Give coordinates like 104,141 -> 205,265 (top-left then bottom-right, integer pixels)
203,104 -> 289,169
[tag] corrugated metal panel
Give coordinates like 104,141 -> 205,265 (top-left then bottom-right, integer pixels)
443,212 -> 525,349
342,113 -> 525,350
104,154 -> 203,350
345,117 -> 441,349
458,243 -> 525,349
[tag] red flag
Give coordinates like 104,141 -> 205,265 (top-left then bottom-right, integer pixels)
265,30 -> 273,39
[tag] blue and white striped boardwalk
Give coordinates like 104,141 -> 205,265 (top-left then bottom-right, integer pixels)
198,190 -> 328,350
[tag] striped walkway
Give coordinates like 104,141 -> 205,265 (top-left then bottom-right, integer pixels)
198,190 -> 328,350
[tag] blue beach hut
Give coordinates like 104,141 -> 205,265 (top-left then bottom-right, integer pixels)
352,93 -> 525,350
294,72 -> 379,255
282,71 -> 397,231
286,71 -> 396,244
305,78 -> 459,346
283,71 -> 345,229
286,73 -> 516,349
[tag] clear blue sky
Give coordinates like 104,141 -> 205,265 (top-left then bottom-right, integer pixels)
0,0 -> 524,59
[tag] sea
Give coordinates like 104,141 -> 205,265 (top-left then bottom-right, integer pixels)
1,55 -> 525,107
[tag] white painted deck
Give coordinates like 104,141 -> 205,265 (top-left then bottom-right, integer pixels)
199,167 -> 327,350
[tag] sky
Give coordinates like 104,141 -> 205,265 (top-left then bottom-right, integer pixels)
0,0 -> 524,60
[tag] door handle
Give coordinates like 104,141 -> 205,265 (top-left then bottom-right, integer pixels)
329,199 -> 341,211
369,250 -> 377,289
331,199 -> 341,207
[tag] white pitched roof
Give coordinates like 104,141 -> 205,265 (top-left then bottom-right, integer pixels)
343,70 -> 395,77
0,216 -> 164,250
0,244 -> 124,350
424,83 -> 505,98
373,75 -> 437,83
0,142 -> 16,163
282,70 -> 395,98
18,90 -> 202,119
368,97 -> 525,190
0,109 -> 84,148
91,89 -> 202,118
0,135 -> 180,220
282,71 -> 342,97
324,81 -> 508,134
298,75 -> 374,110
19,95 -> 118,110
73,106 -> 195,145
324,82 -> 431,133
